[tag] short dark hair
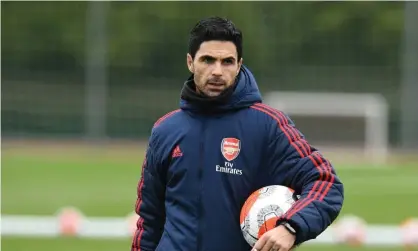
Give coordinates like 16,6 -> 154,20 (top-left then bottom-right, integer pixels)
188,16 -> 243,60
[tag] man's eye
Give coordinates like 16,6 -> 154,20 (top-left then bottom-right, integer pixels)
203,57 -> 214,63
223,59 -> 234,64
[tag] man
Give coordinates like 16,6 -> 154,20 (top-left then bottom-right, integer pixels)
132,17 -> 344,251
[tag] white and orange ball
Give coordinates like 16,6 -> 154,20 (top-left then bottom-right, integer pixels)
401,218 -> 418,249
240,185 -> 298,247
56,207 -> 84,236
332,215 -> 367,246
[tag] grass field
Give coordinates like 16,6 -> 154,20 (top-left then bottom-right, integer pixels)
2,237 -> 409,251
1,141 -> 418,251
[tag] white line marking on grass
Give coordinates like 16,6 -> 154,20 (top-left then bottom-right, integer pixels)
0,214 -> 413,246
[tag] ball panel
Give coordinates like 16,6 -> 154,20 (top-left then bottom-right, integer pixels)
241,214 -> 259,247
240,188 -> 262,224
257,216 -> 279,238
257,185 -> 278,199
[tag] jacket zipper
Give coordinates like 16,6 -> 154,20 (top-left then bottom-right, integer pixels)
197,120 -> 206,251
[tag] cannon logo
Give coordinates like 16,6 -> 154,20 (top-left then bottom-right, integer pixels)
221,138 -> 241,161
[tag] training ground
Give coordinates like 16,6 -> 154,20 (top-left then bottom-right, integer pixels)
1,139 -> 417,251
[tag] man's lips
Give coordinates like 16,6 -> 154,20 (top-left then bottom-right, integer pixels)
207,82 -> 224,86
207,83 -> 225,91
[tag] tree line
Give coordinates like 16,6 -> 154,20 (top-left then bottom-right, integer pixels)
2,1 -> 405,78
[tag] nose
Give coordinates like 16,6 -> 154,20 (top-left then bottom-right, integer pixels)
212,62 -> 223,76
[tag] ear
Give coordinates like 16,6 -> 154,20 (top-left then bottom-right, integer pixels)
186,53 -> 194,73
237,58 -> 243,75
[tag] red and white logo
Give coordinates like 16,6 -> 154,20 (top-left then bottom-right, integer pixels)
221,138 -> 241,161
172,145 -> 183,158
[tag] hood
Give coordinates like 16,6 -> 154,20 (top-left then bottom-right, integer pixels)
180,65 -> 262,113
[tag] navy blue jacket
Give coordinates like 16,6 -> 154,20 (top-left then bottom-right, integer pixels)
132,66 -> 344,251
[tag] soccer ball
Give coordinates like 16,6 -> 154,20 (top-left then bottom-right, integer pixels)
56,206 -> 84,236
332,215 -> 367,246
126,211 -> 140,236
400,218 -> 418,249
240,185 -> 299,247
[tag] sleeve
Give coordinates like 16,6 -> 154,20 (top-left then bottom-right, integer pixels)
132,131 -> 166,251
264,110 -> 344,246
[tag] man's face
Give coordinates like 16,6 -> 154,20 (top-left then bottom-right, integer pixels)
187,41 -> 242,97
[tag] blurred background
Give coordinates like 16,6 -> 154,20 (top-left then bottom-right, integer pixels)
1,1 -> 418,251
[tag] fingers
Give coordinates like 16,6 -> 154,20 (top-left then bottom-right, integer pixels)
278,241 -> 293,251
252,236 -> 281,251
269,243 -> 281,251
253,235 -> 293,251
259,238 -> 275,251
252,235 -> 267,251
253,226 -> 295,251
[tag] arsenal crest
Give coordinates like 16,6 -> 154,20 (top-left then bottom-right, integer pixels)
221,138 -> 241,161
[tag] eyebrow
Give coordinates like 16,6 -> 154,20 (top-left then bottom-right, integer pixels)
200,55 -> 236,61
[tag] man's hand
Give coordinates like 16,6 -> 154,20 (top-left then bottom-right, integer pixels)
251,225 -> 296,251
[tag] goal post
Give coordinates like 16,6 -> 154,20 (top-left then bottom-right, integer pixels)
263,91 -> 389,165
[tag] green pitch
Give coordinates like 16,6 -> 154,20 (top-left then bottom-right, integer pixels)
1,237 -> 406,251
1,142 -> 418,251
